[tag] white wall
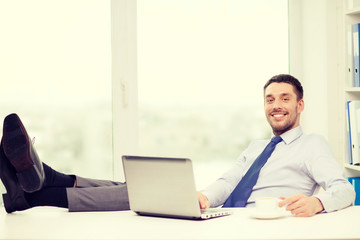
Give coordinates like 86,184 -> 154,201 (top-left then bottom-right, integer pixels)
289,0 -> 340,148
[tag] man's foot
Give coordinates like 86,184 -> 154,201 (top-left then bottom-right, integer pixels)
2,113 -> 45,193
0,142 -> 30,213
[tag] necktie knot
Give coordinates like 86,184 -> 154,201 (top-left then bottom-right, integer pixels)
271,136 -> 282,144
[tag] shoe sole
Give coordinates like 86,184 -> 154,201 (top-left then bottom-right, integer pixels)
16,167 -> 44,192
3,114 -> 33,172
2,114 -> 44,192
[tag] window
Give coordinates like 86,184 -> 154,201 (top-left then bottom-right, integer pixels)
137,0 -> 289,188
0,0 -> 112,182
0,0 -> 289,200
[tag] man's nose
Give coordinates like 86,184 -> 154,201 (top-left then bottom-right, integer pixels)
272,99 -> 283,109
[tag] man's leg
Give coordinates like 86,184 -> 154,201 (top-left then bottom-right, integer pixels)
67,184 -> 130,212
0,113 -> 129,213
42,163 -> 75,188
0,144 -> 73,213
21,163 -> 76,211
24,174 -> 130,212
1,153 -> 130,213
24,173 -> 130,212
34,165 -> 130,212
2,160 -> 130,212
1,139 -> 129,213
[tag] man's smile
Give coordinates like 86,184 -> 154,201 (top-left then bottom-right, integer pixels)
270,112 -> 288,120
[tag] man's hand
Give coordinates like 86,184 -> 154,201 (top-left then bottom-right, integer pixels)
197,191 -> 210,209
279,194 -> 324,217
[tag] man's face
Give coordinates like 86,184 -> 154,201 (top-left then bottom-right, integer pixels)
264,82 -> 304,136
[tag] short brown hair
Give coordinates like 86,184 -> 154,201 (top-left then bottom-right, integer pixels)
264,74 -> 303,101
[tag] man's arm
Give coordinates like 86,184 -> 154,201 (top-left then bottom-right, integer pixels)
279,194 -> 324,217
303,136 -> 355,212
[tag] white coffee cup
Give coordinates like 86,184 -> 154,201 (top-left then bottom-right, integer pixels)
255,197 -> 286,215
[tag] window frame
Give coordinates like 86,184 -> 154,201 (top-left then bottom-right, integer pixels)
111,0 -> 138,181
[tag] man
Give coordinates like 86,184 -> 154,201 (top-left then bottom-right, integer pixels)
0,74 -> 355,216
198,74 -> 355,217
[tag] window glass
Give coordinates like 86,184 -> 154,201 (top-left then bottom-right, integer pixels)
137,0 -> 289,188
0,0 -> 112,188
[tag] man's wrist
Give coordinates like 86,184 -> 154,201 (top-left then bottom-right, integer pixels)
313,197 -> 324,213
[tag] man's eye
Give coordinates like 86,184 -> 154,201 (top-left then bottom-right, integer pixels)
267,99 -> 273,103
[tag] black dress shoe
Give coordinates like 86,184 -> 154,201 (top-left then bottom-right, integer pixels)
0,142 -> 30,213
2,113 -> 45,193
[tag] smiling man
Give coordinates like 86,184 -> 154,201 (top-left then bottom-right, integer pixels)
198,74 -> 355,217
264,80 -> 303,136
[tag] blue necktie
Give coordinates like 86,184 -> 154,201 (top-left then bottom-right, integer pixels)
222,136 -> 282,207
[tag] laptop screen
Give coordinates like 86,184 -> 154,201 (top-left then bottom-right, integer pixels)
122,156 -> 202,218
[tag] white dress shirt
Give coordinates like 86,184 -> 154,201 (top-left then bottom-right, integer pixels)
201,126 -> 355,212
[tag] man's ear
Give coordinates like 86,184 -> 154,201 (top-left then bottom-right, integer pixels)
298,99 -> 304,113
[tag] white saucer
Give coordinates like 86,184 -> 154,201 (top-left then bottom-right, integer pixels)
250,210 -> 288,219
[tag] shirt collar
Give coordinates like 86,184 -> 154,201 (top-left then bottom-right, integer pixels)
277,126 -> 303,145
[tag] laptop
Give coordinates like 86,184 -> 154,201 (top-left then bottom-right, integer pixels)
122,155 -> 232,220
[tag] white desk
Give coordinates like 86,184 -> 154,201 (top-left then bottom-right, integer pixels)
0,206 -> 359,239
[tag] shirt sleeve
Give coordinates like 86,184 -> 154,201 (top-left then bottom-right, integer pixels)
304,135 -> 355,212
